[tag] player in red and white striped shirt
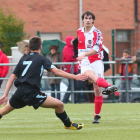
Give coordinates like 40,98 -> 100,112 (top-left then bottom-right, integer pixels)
77,11 -> 118,123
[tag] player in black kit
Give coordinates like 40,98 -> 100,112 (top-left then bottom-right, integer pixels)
0,36 -> 88,130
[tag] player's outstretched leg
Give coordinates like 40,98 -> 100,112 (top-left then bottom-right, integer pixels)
102,85 -> 118,95
41,96 -> 84,130
56,111 -> 84,130
0,102 -> 14,119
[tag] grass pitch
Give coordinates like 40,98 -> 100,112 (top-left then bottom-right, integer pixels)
0,103 -> 140,140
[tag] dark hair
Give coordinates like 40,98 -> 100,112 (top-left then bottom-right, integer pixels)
49,45 -> 58,51
29,37 -> 42,51
82,11 -> 95,20
123,49 -> 130,54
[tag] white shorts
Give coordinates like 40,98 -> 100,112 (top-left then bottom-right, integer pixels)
81,60 -> 104,78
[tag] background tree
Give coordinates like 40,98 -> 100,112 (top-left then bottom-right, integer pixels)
0,8 -> 28,55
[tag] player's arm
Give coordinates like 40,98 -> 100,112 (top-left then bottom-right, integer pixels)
50,67 -> 88,81
0,74 -> 17,106
77,50 -> 97,61
44,57 -> 88,81
4,74 -> 17,96
77,30 -> 102,61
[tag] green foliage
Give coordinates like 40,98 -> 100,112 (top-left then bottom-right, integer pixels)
0,8 -> 27,55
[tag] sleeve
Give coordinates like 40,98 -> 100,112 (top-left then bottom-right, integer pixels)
1,54 -> 9,77
93,45 -> 100,52
93,29 -> 103,52
43,57 -> 55,71
13,62 -> 21,77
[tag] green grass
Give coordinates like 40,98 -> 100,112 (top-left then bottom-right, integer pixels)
0,103 -> 140,140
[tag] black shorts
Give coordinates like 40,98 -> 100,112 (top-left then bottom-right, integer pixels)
9,84 -> 47,109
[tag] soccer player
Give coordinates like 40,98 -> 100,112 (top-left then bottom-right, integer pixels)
0,36 -> 88,130
76,11 -> 118,123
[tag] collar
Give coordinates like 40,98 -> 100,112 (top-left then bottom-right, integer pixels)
81,27 -> 84,32
89,26 -> 95,33
29,52 -> 39,55
81,25 -> 95,33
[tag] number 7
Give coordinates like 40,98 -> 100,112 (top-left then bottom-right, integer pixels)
22,61 -> 32,76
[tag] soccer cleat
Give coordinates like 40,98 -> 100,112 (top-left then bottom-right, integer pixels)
102,85 -> 118,95
64,122 -> 84,130
92,115 -> 101,123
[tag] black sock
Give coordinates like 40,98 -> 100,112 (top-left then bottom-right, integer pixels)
0,114 -> 2,119
55,111 -> 71,127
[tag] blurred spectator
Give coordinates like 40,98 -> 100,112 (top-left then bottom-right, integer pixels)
0,42 -> 9,88
47,45 -> 62,100
115,49 -> 133,102
24,47 -> 30,55
62,36 -> 79,103
17,40 -> 31,58
17,40 -> 29,53
132,48 -> 140,86
85,79 -> 95,103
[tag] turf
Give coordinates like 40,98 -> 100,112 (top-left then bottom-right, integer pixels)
0,103 -> 140,140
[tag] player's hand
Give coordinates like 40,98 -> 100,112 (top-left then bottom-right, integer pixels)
75,74 -> 88,81
76,54 -> 85,61
0,95 -> 8,106
131,56 -> 136,62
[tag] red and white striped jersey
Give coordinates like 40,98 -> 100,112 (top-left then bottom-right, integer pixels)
77,26 -> 103,67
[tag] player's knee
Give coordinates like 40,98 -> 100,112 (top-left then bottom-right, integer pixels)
57,100 -> 64,110
94,87 -> 101,95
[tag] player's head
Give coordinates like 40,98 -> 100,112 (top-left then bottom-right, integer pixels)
123,49 -> 130,58
82,11 -> 95,24
29,36 -> 42,51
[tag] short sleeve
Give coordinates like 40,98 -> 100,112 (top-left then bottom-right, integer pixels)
43,57 -> 55,71
92,45 -> 100,52
13,62 -> 21,77
93,29 -> 103,52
